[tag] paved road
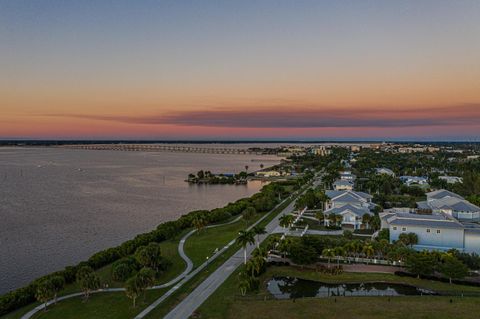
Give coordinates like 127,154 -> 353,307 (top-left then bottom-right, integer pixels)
162,199 -> 298,319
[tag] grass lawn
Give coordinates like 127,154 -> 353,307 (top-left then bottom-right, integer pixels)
184,219 -> 250,267
31,289 -> 167,319
196,265 -> 480,319
223,296 -> 480,319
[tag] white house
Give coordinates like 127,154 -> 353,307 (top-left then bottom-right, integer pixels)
438,176 -> 463,184
325,190 -> 374,210
333,179 -> 354,191
399,176 -> 428,186
255,170 -> 281,177
417,189 -> 480,221
339,171 -> 356,181
375,168 -> 395,177
380,210 -> 480,254
324,204 -> 371,230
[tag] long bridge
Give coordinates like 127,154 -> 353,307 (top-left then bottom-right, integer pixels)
57,144 -> 270,155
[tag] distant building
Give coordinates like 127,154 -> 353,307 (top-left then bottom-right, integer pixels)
255,170 -> 281,177
438,176 -> 463,184
333,179 -> 354,191
399,176 -> 428,186
375,168 -> 395,177
311,146 -> 331,156
339,171 -> 356,181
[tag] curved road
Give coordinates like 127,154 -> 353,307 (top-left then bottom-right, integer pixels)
20,215 -> 243,319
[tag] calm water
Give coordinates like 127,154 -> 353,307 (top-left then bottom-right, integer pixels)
267,277 -> 436,299
0,147 -> 281,293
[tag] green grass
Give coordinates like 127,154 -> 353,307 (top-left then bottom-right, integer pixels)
221,296 -> 480,319
184,220 -> 250,267
196,265 -> 480,319
31,289 -> 167,319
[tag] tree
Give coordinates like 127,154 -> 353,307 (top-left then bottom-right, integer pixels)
440,255 -> 469,284
242,207 -> 256,226
279,214 -> 294,229
245,165 -> 249,173
334,246 -> 346,266
377,228 -> 390,242
343,230 -> 353,240
236,230 -> 255,264
398,232 -> 418,248
135,243 -> 166,273
405,253 -> 436,278
237,271 -> 251,296
125,276 -> 142,308
192,215 -> 207,234
328,213 -> 337,226
315,211 -> 324,225
76,266 -> 100,301
49,276 -> 65,304
361,214 -> 372,229
35,279 -> 55,311
289,243 -> 317,267
246,256 -> 265,277
362,244 -> 375,263
322,248 -> 336,267
252,225 -> 267,248
137,267 -> 156,300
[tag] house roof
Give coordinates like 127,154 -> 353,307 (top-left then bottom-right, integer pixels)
427,189 -> 463,201
429,197 -> 480,213
326,190 -> 372,201
333,179 -> 354,186
325,204 -> 371,217
376,168 -> 394,175
387,213 -> 465,229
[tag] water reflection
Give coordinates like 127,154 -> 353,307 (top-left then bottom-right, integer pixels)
267,277 -> 437,299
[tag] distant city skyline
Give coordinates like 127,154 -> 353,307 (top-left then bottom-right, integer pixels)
1,1 -> 480,140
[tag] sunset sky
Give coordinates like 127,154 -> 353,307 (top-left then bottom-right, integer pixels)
1,0 -> 480,140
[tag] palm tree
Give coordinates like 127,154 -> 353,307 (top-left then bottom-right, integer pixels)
137,267 -> 156,300
328,213 -> 337,227
322,248 -> 336,267
315,211 -> 324,225
192,216 -> 206,234
362,213 -> 372,229
335,214 -> 343,227
246,256 -> 264,277
125,276 -> 142,308
260,164 -> 264,169
238,271 -> 251,296
236,230 -> 255,264
252,225 -> 267,248
245,165 -> 249,173
279,214 -> 294,229
362,244 -> 375,264
35,279 -> 55,311
334,247 -> 346,266
252,247 -> 268,259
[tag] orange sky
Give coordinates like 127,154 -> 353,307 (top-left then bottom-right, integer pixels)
1,1 -> 480,140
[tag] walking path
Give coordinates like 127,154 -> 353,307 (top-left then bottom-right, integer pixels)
20,215 -> 243,319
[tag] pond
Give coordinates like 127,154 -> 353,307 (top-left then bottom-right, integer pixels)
267,277 -> 437,299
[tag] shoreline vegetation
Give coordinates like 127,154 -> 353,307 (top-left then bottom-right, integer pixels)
0,177 -> 301,317
186,170 -> 248,185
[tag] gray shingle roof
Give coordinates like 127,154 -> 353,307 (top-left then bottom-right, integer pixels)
325,204 -> 370,217
427,189 -> 464,200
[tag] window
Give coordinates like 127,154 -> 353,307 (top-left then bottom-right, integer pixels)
436,229 -> 441,234
402,227 -> 407,232
393,227 -> 397,230
426,229 -> 430,233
